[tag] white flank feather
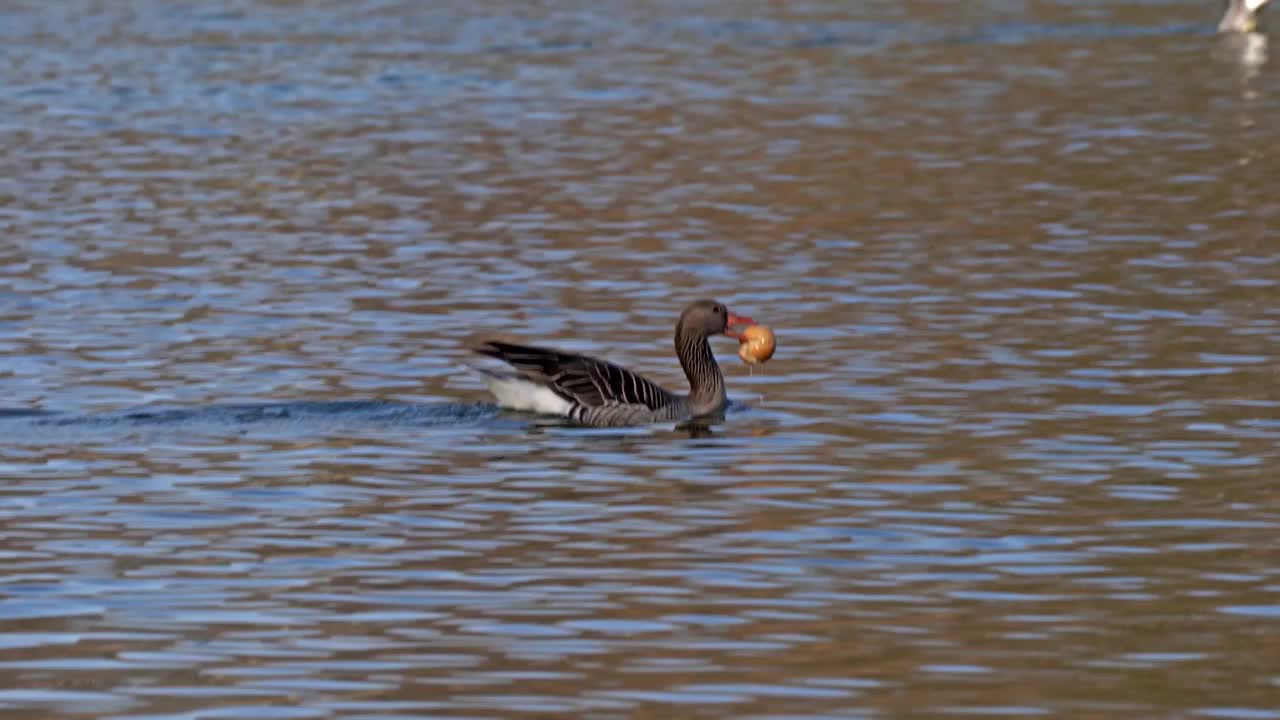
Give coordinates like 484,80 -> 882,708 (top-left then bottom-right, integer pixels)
463,363 -> 573,416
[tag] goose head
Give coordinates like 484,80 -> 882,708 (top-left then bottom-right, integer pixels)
677,299 -> 754,341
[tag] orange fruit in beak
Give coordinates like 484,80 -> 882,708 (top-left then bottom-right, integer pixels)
737,325 -> 776,365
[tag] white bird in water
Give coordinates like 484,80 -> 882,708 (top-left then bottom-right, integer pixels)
1220,0 -> 1270,33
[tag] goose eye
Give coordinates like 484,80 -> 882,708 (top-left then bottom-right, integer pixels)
713,304 -> 724,314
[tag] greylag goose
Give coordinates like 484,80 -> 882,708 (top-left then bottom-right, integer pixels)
470,299 -> 755,427
1220,0 -> 1269,32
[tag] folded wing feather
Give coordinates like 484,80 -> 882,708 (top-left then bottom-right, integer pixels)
471,340 -> 676,411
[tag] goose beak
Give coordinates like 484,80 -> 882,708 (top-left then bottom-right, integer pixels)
724,312 -> 755,340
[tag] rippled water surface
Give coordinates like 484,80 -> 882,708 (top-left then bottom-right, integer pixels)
2,0 -> 1279,717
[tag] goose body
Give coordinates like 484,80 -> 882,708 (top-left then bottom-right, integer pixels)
470,300 -> 754,428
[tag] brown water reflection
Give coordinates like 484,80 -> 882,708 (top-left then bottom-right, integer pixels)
1,0 -> 1278,718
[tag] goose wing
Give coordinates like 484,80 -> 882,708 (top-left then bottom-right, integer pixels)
470,340 -> 677,411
